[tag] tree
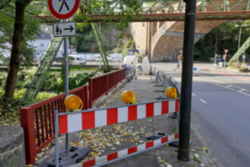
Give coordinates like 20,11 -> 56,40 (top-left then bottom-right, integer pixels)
2,0 -> 44,98
0,0 -> 12,10
194,20 -> 250,61
75,0 -> 142,72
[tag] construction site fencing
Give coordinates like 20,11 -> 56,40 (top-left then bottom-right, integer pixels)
55,99 -> 179,167
20,85 -> 88,165
89,69 -> 125,108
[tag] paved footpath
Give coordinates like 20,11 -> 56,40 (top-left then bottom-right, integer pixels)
97,75 -> 224,167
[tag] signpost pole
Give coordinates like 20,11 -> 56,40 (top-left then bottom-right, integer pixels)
63,20 -> 70,153
223,50 -> 228,69
214,54 -> 217,65
224,56 -> 226,69
179,50 -> 183,68
48,0 -> 80,161
178,0 -> 196,161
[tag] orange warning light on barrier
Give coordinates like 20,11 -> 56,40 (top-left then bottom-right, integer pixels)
64,95 -> 83,112
121,90 -> 136,104
165,87 -> 177,99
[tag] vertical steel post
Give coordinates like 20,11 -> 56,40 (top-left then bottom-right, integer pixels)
247,0 -> 250,10
214,54 -> 217,65
236,25 -> 242,68
214,29 -> 218,65
54,107 -> 59,167
63,20 -> 69,152
201,0 -> 206,12
177,0 -> 196,161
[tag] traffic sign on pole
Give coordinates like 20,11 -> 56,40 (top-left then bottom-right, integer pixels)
224,49 -> 229,54
53,22 -> 76,37
179,50 -> 183,54
48,0 -> 81,20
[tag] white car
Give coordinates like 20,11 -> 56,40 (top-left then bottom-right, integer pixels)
68,55 -> 86,65
94,55 -> 113,61
109,54 -> 123,61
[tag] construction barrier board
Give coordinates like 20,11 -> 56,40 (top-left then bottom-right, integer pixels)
55,99 -> 180,167
58,99 -> 179,135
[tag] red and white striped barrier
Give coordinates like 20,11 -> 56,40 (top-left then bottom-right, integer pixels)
58,99 -> 179,135
70,133 -> 178,167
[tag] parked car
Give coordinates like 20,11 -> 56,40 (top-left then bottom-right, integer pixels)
68,55 -> 86,65
108,54 -> 123,61
94,55 -> 114,61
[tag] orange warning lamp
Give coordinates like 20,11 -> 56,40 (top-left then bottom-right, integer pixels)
64,95 -> 83,111
165,87 -> 177,99
121,90 -> 136,104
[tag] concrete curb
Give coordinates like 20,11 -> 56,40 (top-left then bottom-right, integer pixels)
151,65 -> 225,167
191,123 -> 225,167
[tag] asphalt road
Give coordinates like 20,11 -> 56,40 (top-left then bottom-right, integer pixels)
152,62 -> 250,167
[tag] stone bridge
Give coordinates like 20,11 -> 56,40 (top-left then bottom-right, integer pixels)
129,0 -> 245,62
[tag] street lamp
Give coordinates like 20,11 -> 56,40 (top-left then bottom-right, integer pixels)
235,24 -> 247,68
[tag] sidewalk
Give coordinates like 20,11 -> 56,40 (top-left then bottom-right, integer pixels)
36,74 -> 224,167
96,75 -> 224,167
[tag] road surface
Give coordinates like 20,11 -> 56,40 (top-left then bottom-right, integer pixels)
152,62 -> 250,167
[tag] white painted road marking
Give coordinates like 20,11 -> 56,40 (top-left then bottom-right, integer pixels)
192,93 -> 196,96
238,91 -> 250,97
199,99 -> 207,104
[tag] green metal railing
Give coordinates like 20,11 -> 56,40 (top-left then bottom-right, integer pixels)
80,0 -> 250,14
23,37 -> 63,99
229,36 -> 250,63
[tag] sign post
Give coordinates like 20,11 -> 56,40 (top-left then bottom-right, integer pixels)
179,50 -> 183,68
224,49 -> 228,69
242,54 -> 246,64
48,0 -> 80,156
178,0 -> 197,161
214,53 -> 217,66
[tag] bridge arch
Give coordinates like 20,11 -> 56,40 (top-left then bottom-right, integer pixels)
150,20 -> 224,62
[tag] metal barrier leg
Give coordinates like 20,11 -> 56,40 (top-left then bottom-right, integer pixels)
55,107 -> 59,167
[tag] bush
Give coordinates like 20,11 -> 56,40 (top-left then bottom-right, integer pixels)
0,98 -> 29,115
117,32 -> 122,39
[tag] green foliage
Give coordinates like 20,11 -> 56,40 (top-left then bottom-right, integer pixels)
193,155 -> 201,163
0,90 -> 56,116
123,49 -> 128,56
0,97 -> 31,115
71,23 -> 99,52
194,20 -> 250,61
117,32 -> 122,39
0,0 -> 46,68
0,65 -> 98,95
54,64 -> 98,94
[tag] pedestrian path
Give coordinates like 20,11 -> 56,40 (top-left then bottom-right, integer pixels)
99,75 -> 224,167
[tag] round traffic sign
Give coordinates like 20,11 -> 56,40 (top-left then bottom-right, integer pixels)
193,67 -> 197,71
48,0 -> 80,20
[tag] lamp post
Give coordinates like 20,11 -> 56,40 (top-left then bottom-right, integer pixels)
235,24 -> 247,68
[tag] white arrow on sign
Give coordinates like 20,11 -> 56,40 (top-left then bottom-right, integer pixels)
53,22 -> 76,37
